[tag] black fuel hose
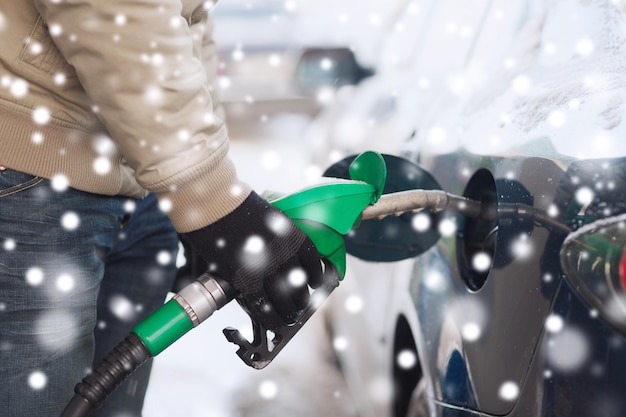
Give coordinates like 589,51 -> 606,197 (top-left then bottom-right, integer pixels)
59,333 -> 150,417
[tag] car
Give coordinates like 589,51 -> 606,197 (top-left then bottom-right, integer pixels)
209,0 -> 377,132
302,0 -> 626,416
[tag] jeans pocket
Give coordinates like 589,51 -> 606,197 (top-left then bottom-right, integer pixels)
0,169 -> 44,198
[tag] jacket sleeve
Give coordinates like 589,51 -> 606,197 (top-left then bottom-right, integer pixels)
33,0 -> 251,232
201,11 -> 227,120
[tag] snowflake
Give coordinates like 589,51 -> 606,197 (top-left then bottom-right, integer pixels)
287,268 -> 306,287
411,213 -> 431,232
230,184 -> 244,197
144,85 -> 164,104
258,380 -> 278,400
547,204 -> 559,217
156,250 -> 173,265
109,294 -> 136,321
471,252 -> 492,272
51,174 -> 69,192
545,314 -> 564,333
3,238 -> 16,251
10,78 -> 28,98
61,211 -> 80,231
546,327 -> 589,373
231,48 -> 245,61
48,23 -> 63,37
158,198 -> 173,213
31,131 -> 43,144
344,294 -> 364,314
93,157 -> 111,175
461,322 -> 482,342
123,200 -> 136,213
114,14 -> 127,26
32,106 -> 51,125
498,381 -> 519,401
396,349 -> 417,369
28,371 -> 47,391
25,267 -> 45,286
438,218 -> 457,237
266,214 -> 288,235
427,126 -> 447,144
243,235 -> 265,255
422,269 -> 448,293
333,336 -> 349,351
547,110 -> 566,127
575,187 -> 594,205
53,73 -> 66,85
35,310 -> 79,351
284,0 -> 297,12
511,234 -> 532,259
56,273 -> 75,293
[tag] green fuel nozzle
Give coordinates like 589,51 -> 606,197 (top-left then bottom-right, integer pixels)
270,150 -> 386,279
60,151 -> 387,417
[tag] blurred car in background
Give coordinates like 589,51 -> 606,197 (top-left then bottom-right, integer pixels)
303,0 -> 626,416
210,0 -> 378,132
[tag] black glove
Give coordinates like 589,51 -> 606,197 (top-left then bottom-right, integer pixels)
182,191 -> 324,330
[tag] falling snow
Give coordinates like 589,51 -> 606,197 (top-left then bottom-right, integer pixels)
411,212 -> 431,232
287,268 -> 306,287
258,380 -> 279,400
3,238 -> 16,251
28,371 -> 47,391
32,106 -> 50,125
344,294 -> 363,314
438,218 -> 457,237
498,381 -> 519,401
461,322 -> 482,342
396,349 -> 417,369
471,252 -> 492,272
109,295 -> 137,322
243,235 -> 265,254
545,314 -> 564,333
61,211 -> 80,231
511,234 -> 532,260
546,327 -> 590,373
333,336 -> 348,351
25,267 -> 44,287
35,310 -> 79,352
422,269 -> 448,293
158,198 -> 173,213
56,273 -> 75,293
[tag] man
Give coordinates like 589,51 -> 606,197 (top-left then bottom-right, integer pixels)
0,1 -> 324,416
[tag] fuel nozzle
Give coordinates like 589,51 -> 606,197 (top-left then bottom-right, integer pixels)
60,151 -> 388,417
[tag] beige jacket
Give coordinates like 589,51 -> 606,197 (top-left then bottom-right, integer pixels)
0,0 -> 251,232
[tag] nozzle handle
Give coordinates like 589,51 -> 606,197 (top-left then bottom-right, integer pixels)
224,267 -> 340,369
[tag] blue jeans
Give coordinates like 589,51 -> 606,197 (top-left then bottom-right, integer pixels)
0,169 -> 179,417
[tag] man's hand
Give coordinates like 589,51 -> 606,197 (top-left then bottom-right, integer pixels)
182,192 -> 324,330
